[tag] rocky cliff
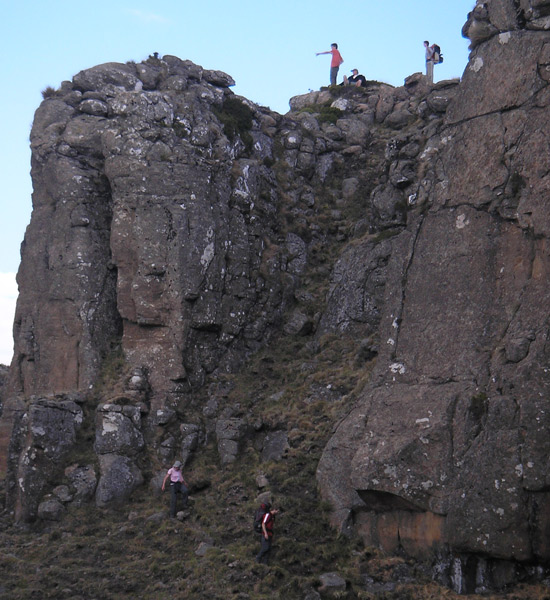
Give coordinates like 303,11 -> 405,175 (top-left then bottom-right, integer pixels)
2,0 -> 550,594
317,0 -> 550,589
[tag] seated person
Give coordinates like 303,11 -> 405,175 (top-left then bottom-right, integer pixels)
343,68 -> 367,87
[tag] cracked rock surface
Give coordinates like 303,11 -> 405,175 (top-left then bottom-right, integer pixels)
318,2 -> 550,567
1,5 -> 550,575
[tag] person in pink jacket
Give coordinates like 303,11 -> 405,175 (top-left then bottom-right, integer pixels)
162,460 -> 188,517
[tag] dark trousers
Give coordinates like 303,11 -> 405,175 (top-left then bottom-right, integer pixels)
256,535 -> 272,564
169,482 -> 188,517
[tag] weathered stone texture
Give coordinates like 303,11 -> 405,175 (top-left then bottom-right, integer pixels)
64,464 -> 97,505
6,396 -> 83,521
317,7 -> 550,579
7,58 -> 286,415
95,454 -> 144,507
1,7 -> 550,587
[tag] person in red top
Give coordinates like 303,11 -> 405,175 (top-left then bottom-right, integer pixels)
316,43 -> 344,86
256,505 -> 280,564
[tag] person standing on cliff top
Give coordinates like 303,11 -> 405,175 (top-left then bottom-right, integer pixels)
316,43 -> 344,86
424,40 -> 435,84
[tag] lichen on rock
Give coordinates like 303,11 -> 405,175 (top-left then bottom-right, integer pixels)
1,16 -> 550,592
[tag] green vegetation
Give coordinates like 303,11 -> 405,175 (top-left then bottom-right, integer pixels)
321,81 -> 385,96
1,482 -> 546,600
468,391 -> 488,422
1,324 -> 544,598
41,86 -> 58,99
214,96 -> 254,151
317,106 -> 344,124
508,171 -> 526,197
299,104 -> 344,124
94,342 -> 126,396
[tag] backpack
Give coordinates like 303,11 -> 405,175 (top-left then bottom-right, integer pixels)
253,503 -> 269,533
432,44 -> 444,64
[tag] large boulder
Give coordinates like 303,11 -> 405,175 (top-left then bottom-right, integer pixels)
7,396 -> 83,521
216,417 -> 249,464
65,464 -> 97,505
73,62 -> 140,92
95,454 -> 144,507
94,404 -> 144,456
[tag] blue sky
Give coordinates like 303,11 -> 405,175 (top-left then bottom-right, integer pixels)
0,0 -> 475,364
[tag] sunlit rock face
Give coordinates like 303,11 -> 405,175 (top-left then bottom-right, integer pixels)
318,2 -> 550,589
8,58 -> 286,404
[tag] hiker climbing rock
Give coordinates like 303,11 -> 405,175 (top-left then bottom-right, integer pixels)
316,43 -> 344,86
161,460 -> 189,518
256,505 -> 279,564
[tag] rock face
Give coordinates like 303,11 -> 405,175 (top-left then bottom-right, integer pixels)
1,55 -> 292,519
318,0 -> 550,589
2,3 -> 550,590
2,52 -> 448,521
11,57 -> 281,401
5,395 -> 84,521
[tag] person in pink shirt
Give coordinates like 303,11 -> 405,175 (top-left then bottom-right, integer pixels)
316,43 -> 344,86
161,460 -> 188,517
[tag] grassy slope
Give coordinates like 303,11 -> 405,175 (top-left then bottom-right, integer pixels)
1,332 -> 548,599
